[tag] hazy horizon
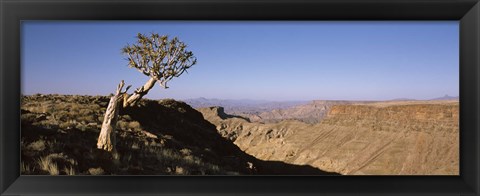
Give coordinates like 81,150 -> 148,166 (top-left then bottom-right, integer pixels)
22,21 -> 459,102
20,93 -> 459,103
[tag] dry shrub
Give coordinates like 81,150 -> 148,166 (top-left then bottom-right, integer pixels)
180,148 -> 192,156
78,115 -> 96,123
21,113 -> 38,122
27,139 -> 46,151
75,123 -> 88,131
55,111 -> 70,121
98,116 -> 104,123
117,120 -> 129,131
175,166 -> 185,174
88,167 -> 105,175
128,121 -> 142,131
69,103 -> 81,112
122,115 -> 132,121
59,122 -> 75,129
131,142 -> 140,150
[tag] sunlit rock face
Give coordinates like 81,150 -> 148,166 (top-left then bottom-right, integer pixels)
199,100 -> 459,175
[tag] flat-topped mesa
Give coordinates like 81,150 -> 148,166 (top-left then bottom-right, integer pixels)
325,102 -> 459,131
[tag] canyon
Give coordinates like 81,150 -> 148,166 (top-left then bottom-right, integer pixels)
198,100 -> 459,175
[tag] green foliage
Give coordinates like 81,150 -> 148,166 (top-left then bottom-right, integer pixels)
122,33 -> 197,88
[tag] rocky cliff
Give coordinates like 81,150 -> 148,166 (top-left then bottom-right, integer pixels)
198,100 -> 459,175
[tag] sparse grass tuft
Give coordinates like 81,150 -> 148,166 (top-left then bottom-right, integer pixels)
38,157 -> 51,171
48,163 -> 60,175
63,166 -> 76,175
21,161 -> 35,174
38,156 -> 59,175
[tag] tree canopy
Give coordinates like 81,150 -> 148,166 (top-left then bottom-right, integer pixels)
122,33 -> 197,89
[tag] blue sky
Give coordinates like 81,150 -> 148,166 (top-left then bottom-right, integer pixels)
22,21 -> 459,101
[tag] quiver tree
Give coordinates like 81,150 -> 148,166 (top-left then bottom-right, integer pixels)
97,33 -> 197,151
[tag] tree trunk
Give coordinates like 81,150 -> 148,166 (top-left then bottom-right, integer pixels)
123,77 -> 157,107
97,78 -> 157,152
97,81 -> 125,151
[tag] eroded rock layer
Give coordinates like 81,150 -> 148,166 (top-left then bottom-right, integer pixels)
198,100 -> 459,175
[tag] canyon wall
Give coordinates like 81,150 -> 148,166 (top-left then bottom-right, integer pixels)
198,100 -> 459,175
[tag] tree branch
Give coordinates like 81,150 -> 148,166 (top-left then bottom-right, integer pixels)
123,77 -> 157,107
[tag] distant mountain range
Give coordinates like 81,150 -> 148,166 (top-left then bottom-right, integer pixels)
430,95 -> 459,100
184,95 -> 459,124
389,98 -> 418,101
390,95 -> 459,101
184,98 -> 372,123
184,97 -> 272,107
185,95 -> 459,110
183,97 -> 308,115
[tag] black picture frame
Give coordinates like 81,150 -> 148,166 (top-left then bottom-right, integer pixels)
1,0 -> 479,195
